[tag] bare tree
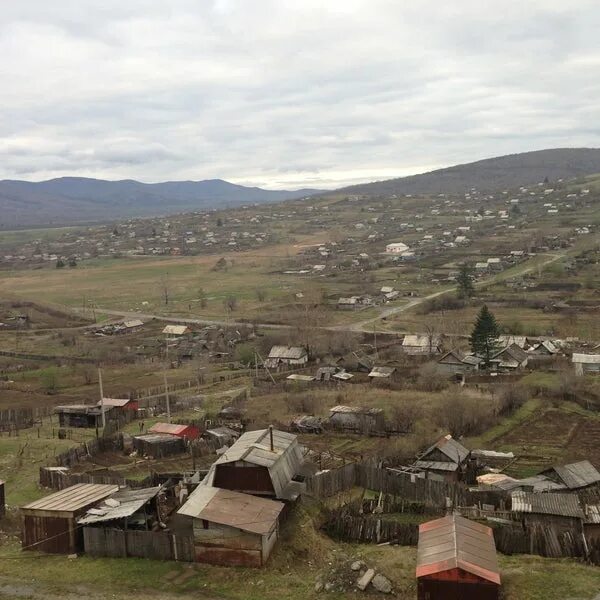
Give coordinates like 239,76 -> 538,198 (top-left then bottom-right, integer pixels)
161,273 -> 170,306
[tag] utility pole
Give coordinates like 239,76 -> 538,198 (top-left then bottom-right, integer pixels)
98,368 -> 106,429
373,322 -> 378,359
164,372 -> 171,423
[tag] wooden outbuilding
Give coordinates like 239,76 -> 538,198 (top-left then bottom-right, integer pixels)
203,428 -> 304,501
54,404 -> 114,428
414,435 -> 470,483
132,433 -> 186,458
416,514 -> 501,600
178,485 -> 284,567
148,422 -> 200,441
21,483 -> 119,554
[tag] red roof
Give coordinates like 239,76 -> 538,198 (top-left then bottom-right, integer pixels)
148,422 -> 199,440
416,514 -> 500,585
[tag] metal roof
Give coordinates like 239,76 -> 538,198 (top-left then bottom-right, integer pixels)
123,319 -> 144,328
542,461 -> 600,490
414,460 -> 458,472
286,374 -> 315,381
420,435 -> 469,464
178,486 -> 284,535
77,487 -> 161,525
492,343 -> 528,364
585,505 -> 600,524
416,514 -> 500,585
511,491 -> 584,518
268,346 -> 307,360
134,433 -> 184,444
204,428 -> 303,500
97,398 -> 132,408
148,422 -> 195,436
403,334 -> 440,348
572,353 -> 600,364
333,371 -> 353,380
22,484 -> 119,514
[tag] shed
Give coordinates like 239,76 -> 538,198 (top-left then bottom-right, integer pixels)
572,353 -> 600,376
178,486 -> 284,567
202,426 -> 240,446
132,433 -> 186,458
367,366 -> 396,380
265,346 -> 308,369
416,514 -> 500,600
21,483 -> 119,554
203,428 -> 304,500
415,435 -> 470,482
328,405 -> 385,432
54,404 -> 113,428
148,422 -> 200,441
386,242 -> 410,254
97,398 -> 139,412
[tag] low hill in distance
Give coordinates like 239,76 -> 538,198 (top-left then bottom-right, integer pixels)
0,177 -> 321,228
338,148 -> 600,197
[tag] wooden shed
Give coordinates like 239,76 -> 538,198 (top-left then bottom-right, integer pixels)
416,514 -> 501,600
203,428 -> 304,501
132,433 -> 186,458
21,483 -> 119,554
178,485 -> 284,567
149,422 -> 200,441
54,404 -> 113,428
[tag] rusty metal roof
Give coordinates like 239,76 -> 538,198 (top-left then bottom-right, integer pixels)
178,486 -> 284,535
511,491 -> 584,518
22,484 -> 119,514
416,514 -> 500,585
149,422 -> 194,436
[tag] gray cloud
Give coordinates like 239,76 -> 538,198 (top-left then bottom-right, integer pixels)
0,0 -> 599,189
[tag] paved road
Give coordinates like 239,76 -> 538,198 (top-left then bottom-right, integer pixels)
76,252 -> 566,335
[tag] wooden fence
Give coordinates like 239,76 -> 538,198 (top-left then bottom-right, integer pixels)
53,434 -> 124,467
306,463 -> 471,510
39,466 -> 152,491
83,527 -> 195,562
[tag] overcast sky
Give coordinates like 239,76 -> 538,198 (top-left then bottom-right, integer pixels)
1,1 -> 599,189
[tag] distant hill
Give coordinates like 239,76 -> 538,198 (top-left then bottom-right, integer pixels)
0,177 -> 322,228
336,148 -> 600,197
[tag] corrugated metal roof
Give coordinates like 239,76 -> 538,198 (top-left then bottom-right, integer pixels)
204,428 -> 303,500
416,515 -> 500,585
414,460 -> 459,472
403,335 -> 441,348
77,487 -> 161,525
178,486 -> 284,535
286,374 -> 315,381
97,398 -> 131,408
544,461 -> 600,490
268,346 -> 307,360
22,484 -> 119,514
492,343 -> 528,364
511,491 -> 584,518
585,505 -> 600,524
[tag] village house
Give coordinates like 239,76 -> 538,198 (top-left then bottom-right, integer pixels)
490,343 -> 529,371
437,350 -> 482,375
402,334 -> 441,355
328,405 -> 385,433
572,353 -> 600,376
202,428 -> 305,501
414,435 -> 470,482
162,324 -> 191,337
337,297 -> 360,310
178,485 -> 284,567
416,514 -> 500,600
21,483 -> 119,554
264,346 -> 308,370
528,340 -> 559,356
385,242 -> 410,254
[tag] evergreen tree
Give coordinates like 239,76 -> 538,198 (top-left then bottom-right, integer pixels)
470,305 -> 501,365
456,263 -> 475,298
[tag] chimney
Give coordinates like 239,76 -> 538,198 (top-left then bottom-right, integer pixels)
269,425 -> 274,452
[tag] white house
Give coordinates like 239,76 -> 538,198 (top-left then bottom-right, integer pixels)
385,242 -> 410,254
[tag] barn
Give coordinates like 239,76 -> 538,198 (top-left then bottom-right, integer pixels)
416,514 -> 501,600
202,428 -> 304,501
148,422 -> 200,441
178,486 -> 284,567
21,483 -> 119,554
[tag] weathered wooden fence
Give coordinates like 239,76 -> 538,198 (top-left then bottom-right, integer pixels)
53,434 -> 124,467
83,527 -> 195,562
306,463 -> 471,510
39,466 -> 152,491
